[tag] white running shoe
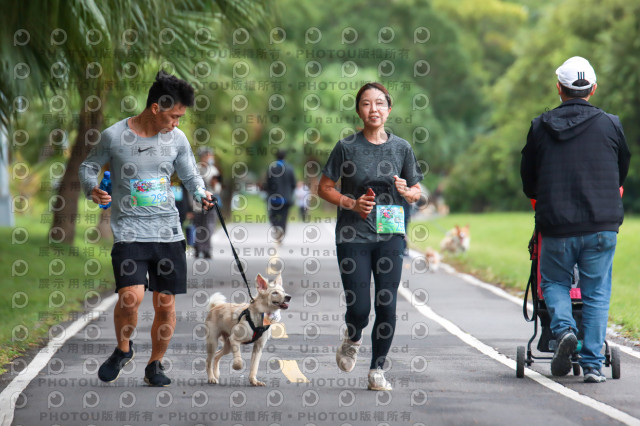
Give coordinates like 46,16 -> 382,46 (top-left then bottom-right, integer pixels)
368,368 -> 393,391
336,331 -> 361,372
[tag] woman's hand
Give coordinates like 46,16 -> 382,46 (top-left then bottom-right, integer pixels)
318,175 -> 376,215
353,192 -> 376,216
393,175 -> 420,203
393,175 -> 409,195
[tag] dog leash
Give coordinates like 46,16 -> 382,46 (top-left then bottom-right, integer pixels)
523,228 -> 539,322
203,197 -> 255,303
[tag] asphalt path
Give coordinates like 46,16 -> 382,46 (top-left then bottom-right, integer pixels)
3,220 -> 640,426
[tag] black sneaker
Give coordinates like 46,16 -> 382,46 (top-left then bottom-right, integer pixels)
551,330 -> 577,376
144,361 -> 171,387
583,367 -> 606,383
98,341 -> 135,383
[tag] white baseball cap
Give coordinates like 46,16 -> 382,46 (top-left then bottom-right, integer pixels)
556,56 -> 596,90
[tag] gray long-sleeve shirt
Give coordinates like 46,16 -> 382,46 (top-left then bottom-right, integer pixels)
79,118 -> 205,243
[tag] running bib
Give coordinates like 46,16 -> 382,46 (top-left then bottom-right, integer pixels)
376,205 -> 405,234
130,178 -> 169,207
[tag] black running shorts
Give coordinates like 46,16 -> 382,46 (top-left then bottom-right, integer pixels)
111,240 -> 187,294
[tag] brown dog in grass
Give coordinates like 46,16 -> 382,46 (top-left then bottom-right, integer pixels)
205,273 -> 291,386
440,224 -> 471,254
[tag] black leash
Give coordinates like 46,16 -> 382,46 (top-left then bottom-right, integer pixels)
203,197 -> 255,303
523,228 -> 539,322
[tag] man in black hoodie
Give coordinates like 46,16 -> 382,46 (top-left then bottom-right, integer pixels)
521,56 -> 630,383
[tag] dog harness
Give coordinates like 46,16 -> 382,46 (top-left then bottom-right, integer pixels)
238,309 -> 270,344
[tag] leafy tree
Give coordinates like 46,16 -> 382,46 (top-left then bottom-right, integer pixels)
233,0 -> 486,198
432,0 -> 528,86
1,0 -> 271,243
446,0 -> 640,212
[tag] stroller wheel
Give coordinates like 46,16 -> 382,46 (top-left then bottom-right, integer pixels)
611,347 -> 621,379
572,363 -> 581,376
516,346 -> 525,378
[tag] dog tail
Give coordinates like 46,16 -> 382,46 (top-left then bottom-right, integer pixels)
208,292 -> 227,308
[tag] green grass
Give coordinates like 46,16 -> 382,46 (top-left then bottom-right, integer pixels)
409,213 -> 640,339
0,200 -> 114,375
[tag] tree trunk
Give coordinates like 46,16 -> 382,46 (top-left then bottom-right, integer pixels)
50,105 -> 104,245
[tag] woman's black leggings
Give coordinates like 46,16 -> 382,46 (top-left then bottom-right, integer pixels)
336,235 -> 404,369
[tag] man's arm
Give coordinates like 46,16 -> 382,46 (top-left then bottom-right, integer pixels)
520,124 -> 537,199
78,138 -> 110,205
616,122 -> 631,187
174,141 -> 213,210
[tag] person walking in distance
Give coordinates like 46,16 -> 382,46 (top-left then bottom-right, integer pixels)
79,71 -> 214,386
521,57 -> 630,383
193,147 -> 220,259
318,82 -> 424,391
295,180 -> 311,222
265,149 -> 296,243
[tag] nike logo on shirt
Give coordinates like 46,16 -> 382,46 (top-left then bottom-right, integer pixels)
138,147 -> 152,153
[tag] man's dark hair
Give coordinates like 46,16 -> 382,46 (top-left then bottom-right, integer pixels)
276,149 -> 287,161
146,70 -> 195,109
560,79 -> 592,99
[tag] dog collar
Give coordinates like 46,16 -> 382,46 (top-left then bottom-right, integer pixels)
238,308 -> 270,344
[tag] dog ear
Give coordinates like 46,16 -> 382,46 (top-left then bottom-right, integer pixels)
255,273 -> 269,291
274,273 -> 283,287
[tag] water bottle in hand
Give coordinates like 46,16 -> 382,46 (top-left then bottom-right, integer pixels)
99,171 -> 112,209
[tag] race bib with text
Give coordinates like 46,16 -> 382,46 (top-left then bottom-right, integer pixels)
130,178 -> 169,207
376,205 -> 405,234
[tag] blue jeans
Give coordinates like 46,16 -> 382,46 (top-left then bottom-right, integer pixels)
540,232 -> 617,369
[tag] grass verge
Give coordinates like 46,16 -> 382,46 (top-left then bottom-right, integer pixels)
0,200 -> 114,376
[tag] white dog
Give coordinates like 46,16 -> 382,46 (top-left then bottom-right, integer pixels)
425,247 -> 442,272
205,273 -> 290,386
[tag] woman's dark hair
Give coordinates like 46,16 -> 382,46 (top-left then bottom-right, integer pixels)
560,79 -> 593,99
355,82 -> 392,113
146,70 -> 195,109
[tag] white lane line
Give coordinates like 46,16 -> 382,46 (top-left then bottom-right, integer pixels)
0,293 -> 118,426
416,250 -> 640,361
606,341 -> 640,360
399,285 -> 640,426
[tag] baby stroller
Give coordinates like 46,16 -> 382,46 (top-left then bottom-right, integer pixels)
516,212 -> 621,379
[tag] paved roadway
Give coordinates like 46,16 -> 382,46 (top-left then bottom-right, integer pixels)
3,221 -> 640,426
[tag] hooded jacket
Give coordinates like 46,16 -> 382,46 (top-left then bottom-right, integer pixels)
521,99 -> 631,237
